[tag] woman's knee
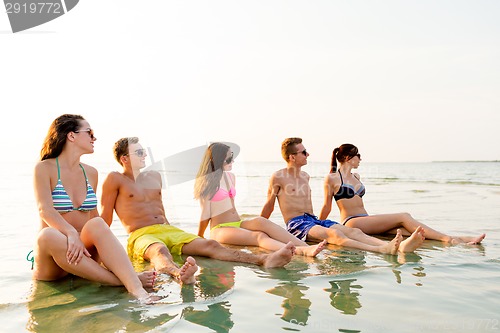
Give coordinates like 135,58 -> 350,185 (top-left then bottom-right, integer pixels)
37,227 -> 65,248
81,217 -> 111,237
399,212 -> 413,221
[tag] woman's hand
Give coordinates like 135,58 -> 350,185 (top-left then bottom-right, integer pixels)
66,231 -> 91,265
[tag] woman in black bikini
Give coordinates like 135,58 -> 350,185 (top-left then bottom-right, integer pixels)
319,143 -> 485,245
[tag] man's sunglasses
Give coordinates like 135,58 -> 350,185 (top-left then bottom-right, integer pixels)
126,148 -> 147,157
74,129 -> 95,140
292,149 -> 307,156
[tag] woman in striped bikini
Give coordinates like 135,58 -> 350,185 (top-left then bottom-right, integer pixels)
33,114 -> 155,302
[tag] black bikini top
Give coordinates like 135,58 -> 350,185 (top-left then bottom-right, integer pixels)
333,171 -> 366,201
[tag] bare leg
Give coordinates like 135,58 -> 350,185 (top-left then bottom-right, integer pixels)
143,243 -> 197,285
345,213 -> 485,244
80,218 -> 151,300
212,225 -> 323,257
451,234 -> 486,245
339,225 -> 392,246
308,225 -> 402,254
34,223 -> 150,301
182,238 -> 294,268
241,217 -> 327,257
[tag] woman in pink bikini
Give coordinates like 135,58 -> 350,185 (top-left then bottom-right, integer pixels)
194,142 -> 326,257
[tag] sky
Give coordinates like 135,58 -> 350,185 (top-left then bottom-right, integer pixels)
1,0 -> 499,170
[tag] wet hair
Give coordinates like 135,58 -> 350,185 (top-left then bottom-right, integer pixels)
281,137 -> 302,162
330,143 -> 359,173
40,114 -> 85,161
194,142 -> 230,200
113,137 -> 139,166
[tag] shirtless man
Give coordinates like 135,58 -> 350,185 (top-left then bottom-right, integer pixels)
101,137 -> 294,285
261,137 -> 424,254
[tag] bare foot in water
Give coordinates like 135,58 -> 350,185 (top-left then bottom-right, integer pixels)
136,293 -> 164,305
179,256 -> 198,284
451,234 -> 486,245
380,229 -> 403,255
263,242 -> 295,268
138,271 -> 156,289
295,240 -> 327,257
399,226 -> 425,253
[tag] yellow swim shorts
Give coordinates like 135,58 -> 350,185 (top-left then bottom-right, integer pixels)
127,224 -> 199,262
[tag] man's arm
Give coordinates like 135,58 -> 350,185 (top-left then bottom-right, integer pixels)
261,173 -> 280,219
100,172 -> 120,226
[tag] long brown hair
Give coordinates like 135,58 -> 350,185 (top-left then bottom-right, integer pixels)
40,114 -> 85,161
194,142 -> 230,200
330,143 -> 359,173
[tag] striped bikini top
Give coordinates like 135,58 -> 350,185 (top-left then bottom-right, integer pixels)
51,157 -> 98,213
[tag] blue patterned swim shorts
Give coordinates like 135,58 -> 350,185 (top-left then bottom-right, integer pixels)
286,213 -> 339,241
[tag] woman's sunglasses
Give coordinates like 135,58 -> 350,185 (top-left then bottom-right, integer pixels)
74,129 -> 95,140
225,152 -> 234,164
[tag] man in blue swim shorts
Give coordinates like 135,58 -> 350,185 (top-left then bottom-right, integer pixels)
101,137 -> 294,286
261,137 -> 421,255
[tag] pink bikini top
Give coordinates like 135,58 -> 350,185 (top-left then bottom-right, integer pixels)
210,186 -> 236,201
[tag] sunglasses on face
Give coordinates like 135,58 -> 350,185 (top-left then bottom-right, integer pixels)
74,129 -> 95,140
292,149 -> 307,156
225,152 -> 234,164
127,148 -> 147,157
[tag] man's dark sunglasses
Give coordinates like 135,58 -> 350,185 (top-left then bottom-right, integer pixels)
292,149 -> 307,156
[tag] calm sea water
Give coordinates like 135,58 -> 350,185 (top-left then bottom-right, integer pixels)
1,160 -> 499,332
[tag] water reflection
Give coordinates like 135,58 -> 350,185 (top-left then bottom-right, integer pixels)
324,279 -> 362,315
268,281 -> 311,325
183,301 -> 233,333
26,258 -> 238,333
182,261 -> 236,333
261,258 -> 312,326
26,277 -> 179,332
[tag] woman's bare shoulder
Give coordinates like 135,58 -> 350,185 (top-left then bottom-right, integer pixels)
325,172 -> 341,184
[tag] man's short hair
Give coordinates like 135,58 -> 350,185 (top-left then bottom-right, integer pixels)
281,137 -> 302,162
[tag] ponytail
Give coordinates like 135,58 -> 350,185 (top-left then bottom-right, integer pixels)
330,148 -> 339,173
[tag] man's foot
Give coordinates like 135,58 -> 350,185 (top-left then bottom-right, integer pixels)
263,242 -> 295,268
380,229 -> 402,255
399,226 -> 425,253
295,240 -> 327,257
179,256 -> 198,284
138,271 -> 156,288
450,233 -> 486,245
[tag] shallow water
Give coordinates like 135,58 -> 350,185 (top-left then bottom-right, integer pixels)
1,161 -> 499,332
